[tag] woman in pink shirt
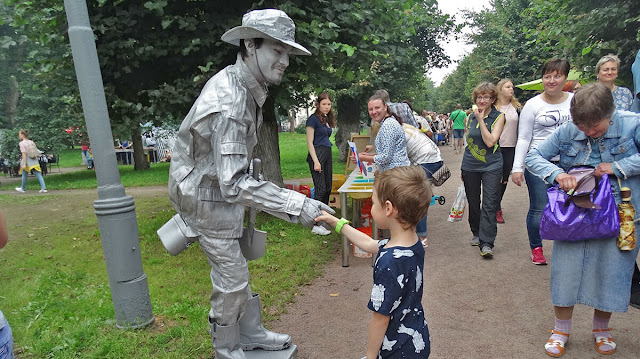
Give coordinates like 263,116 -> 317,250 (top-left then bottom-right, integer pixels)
15,129 -> 47,193
495,79 -> 521,224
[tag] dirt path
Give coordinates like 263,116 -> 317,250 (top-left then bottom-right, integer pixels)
270,144 -> 640,359
2,148 -> 639,359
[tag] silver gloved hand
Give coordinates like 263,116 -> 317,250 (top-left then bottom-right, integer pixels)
296,197 -> 335,227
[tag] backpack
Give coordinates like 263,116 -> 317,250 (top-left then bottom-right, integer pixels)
26,141 -> 40,159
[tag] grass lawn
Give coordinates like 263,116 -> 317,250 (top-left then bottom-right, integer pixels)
0,132 -> 350,358
1,133 -> 346,191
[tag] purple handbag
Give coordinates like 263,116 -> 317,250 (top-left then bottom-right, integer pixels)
540,171 -> 620,241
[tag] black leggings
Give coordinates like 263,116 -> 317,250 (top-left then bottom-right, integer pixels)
497,147 -> 515,211
307,146 -> 333,205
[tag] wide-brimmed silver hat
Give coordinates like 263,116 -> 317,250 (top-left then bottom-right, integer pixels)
221,9 -> 311,56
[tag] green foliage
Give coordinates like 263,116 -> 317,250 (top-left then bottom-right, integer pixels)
433,0 -> 558,112
293,122 -> 307,134
3,0 -> 456,176
0,127 -> 19,165
527,0 -> 640,86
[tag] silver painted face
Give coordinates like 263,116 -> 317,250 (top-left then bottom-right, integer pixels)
255,38 -> 292,85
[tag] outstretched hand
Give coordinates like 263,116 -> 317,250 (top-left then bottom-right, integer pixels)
298,198 -> 335,227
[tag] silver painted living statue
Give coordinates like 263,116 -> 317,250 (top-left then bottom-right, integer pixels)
162,9 -> 333,359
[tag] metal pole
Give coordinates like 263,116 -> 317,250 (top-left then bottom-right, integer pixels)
63,0 -> 154,329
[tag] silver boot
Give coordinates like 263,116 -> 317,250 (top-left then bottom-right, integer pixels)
209,317 -> 246,359
239,293 -> 292,351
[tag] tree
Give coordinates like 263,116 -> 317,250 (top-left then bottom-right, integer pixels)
263,0 -> 455,175
433,0 -> 558,110
3,0 -> 455,180
527,0 -> 640,86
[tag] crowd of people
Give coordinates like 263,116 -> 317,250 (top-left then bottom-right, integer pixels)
4,7 -> 640,359
306,52 -> 640,358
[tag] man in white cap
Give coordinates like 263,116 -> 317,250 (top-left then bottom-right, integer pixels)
167,9 -> 333,358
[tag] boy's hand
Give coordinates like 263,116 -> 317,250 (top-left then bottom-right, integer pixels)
315,210 -> 339,228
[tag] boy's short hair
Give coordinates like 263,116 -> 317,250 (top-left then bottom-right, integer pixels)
374,166 -> 432,229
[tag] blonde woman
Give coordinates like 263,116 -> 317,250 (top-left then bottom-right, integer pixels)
494,79 -> 522,224
596,54 -> 633,110
15,129 -> 47,193
306,92 -> 336,235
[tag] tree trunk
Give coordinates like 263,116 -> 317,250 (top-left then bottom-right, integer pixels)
335,94 -> 362,162
4,76 -> 19,128
131,125 -> 150,170
256,96 -> 284,187
289,108 -> 295,133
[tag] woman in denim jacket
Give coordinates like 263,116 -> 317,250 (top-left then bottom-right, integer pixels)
525,83 -> 640,357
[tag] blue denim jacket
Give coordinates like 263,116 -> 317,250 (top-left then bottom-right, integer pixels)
525,110 -> 640,208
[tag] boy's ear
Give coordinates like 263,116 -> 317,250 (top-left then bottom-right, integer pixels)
384,200 -> 396,217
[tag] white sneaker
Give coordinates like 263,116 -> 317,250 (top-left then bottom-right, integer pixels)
15,187 -> 25,193
312,225 -> 331,236
39,189 -> 48,193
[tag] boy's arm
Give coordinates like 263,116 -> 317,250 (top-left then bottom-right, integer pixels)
340,224 -> 379,254
316,211 -> 379,254
366,312 -> 390,359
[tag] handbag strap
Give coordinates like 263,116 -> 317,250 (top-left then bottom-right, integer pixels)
563,173 -> 598,208
567,173 -> 599,197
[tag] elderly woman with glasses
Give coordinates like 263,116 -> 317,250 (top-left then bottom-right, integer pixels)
461,82 -> 505,258
596,54 -> 633,111
526,82 -> 640,357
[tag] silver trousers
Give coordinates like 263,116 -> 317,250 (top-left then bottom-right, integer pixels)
199,236 -> 251,325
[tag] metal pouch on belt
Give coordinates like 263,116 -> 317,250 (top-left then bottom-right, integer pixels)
239,158 -> 267,260
157,213 -> 200,255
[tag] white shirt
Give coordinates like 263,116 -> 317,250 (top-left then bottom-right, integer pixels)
403,124 -> 442,164
512,93 -> 573,173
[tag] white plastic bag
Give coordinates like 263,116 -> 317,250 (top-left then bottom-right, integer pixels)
448,183 -> 466,222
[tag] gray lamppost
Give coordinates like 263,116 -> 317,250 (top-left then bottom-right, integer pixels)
63,0 -> 154,329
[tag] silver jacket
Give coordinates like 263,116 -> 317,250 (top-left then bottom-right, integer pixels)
168,54 -> 307,239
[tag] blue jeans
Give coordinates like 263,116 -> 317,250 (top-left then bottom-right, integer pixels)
524,169 -> 551,250
82,149 -> 93,168
416,162 -> 443,237
21,168 -> 46,191
0,318 -> 13,359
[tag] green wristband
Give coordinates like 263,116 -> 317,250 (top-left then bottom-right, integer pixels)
335,218 -> 350,234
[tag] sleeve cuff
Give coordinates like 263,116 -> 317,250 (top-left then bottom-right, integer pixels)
284,190 -> 307,216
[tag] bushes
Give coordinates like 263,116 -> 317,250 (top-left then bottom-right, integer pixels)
294,122 -> 307,134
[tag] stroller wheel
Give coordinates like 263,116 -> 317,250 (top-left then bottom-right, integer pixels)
438,196 -> 446,205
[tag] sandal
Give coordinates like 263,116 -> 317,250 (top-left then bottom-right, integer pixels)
593,328 -> 616,355
421,237 -> 428,248
545,330 -> 569,358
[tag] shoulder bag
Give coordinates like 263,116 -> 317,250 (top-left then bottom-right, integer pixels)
26,141 -> 40,159
426,163 -> 450,186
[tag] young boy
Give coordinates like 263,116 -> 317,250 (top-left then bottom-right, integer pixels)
316,166 -> 431,358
